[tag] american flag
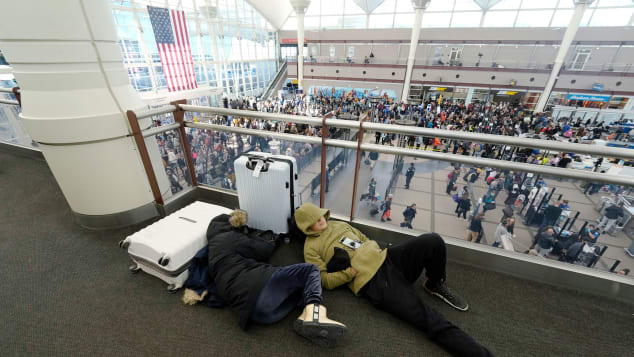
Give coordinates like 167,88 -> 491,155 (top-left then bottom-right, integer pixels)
147,5 -> 197,92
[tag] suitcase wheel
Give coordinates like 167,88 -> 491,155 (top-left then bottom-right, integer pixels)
128,263 -> 141,273
119,240 -> 130,249
167,284 -> 178,293
158,256 -> 170,267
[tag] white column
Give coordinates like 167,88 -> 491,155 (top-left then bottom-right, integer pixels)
401,0 -> 430,103
534,0 -> 595,113
0,0 -> 171,228
296,13 -> 305,93
291,0 -> 310,93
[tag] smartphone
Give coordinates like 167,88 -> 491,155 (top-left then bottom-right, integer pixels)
340,236 -> 362,250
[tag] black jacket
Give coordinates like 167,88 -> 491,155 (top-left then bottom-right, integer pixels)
504,191 -> 519,206
537,233 -> 556,249
605,205 -> 624,220
206,215 -> 278,330
469,217 -> 483,232
543,205 -> 563,220
468,172 -> 479,183
403,206 -> 417,220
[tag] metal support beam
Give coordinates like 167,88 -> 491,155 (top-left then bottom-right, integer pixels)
534,0 -> 595,112
401,0 -> 430,102
291,0 -> 310,93
171,100 -> 198,187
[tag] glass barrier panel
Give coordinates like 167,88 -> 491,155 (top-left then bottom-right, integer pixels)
592,256 -> 622,274
152,128 -> 193,197
184,123 -> 324,207
340,129 -> 634,279
0,93 -> 37,148
321,144 -> 355,217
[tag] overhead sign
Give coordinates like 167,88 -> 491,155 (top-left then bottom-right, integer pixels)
592,83 -> 604,92
430,87 -> 447,91
497,91 -> 518,96
281,38 -> 307,44
566,94 -> 610,102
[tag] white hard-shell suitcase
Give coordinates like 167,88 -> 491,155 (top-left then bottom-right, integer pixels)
500,233 -> 515,252
234,152 -> 300,234
119,201 -> 232,292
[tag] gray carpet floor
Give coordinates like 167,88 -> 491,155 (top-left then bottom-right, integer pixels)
1,150 -> 633,357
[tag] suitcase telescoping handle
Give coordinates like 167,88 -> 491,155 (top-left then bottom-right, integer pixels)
245,155 -> 274,172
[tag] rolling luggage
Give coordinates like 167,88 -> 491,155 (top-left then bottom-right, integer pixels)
500,233 -> 515,252
119,201 -> 232,292
234,152 -> 300,234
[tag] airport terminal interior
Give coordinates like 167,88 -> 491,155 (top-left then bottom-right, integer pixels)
1,0 -> 633,356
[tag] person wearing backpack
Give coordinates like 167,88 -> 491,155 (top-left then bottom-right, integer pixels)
381,195 -> 393,222
446,168 -> 460,195
405,163 -> 416,189
400,203 -> 417,229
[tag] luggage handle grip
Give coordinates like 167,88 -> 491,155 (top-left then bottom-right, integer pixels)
246,157 -> 271,172
178,216 -> 197,223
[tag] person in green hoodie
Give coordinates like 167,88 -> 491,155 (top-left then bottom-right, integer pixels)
294,203 -> 491,357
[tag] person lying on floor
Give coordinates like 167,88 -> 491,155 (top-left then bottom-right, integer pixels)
294,203 -> 491,357
184,209 -> 347,348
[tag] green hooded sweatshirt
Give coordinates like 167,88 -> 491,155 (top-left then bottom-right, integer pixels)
295,203 -> 387,295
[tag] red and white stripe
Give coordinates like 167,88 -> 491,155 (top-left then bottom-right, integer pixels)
158,9 -> 198,92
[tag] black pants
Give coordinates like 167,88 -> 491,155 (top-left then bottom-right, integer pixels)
251,263 -> 322,324
360,234 -> 491,357
446,182 -> 455,195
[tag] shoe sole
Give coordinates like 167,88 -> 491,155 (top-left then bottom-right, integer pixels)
293,320 -> 347,348
423,285 -> 469,312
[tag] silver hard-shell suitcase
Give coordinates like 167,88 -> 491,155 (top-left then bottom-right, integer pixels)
119,201 -> 232,292
234,152 -> 300,234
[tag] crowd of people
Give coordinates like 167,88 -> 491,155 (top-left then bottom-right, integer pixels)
155,95 -> 353,196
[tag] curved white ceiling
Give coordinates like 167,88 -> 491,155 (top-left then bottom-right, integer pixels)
247,0 -> 294,30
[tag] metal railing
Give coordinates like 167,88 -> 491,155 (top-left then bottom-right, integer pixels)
127,103 -> 634,220
287,56 -> 634,73
0,87 -> 21,106
177,106 -> 634,162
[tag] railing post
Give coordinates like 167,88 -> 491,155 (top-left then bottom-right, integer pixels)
126,109 -> 164,206
171,100 -> 198,187
350,113 -> 368,221
319,113 -> 332,208
12,87 -> 21,106
567,211 -> 581,231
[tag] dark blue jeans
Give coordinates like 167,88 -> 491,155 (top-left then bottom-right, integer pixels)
540,216 -> 558,229
250,263 -> 322,325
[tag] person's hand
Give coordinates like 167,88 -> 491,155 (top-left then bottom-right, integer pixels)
349,267 -> 357,276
